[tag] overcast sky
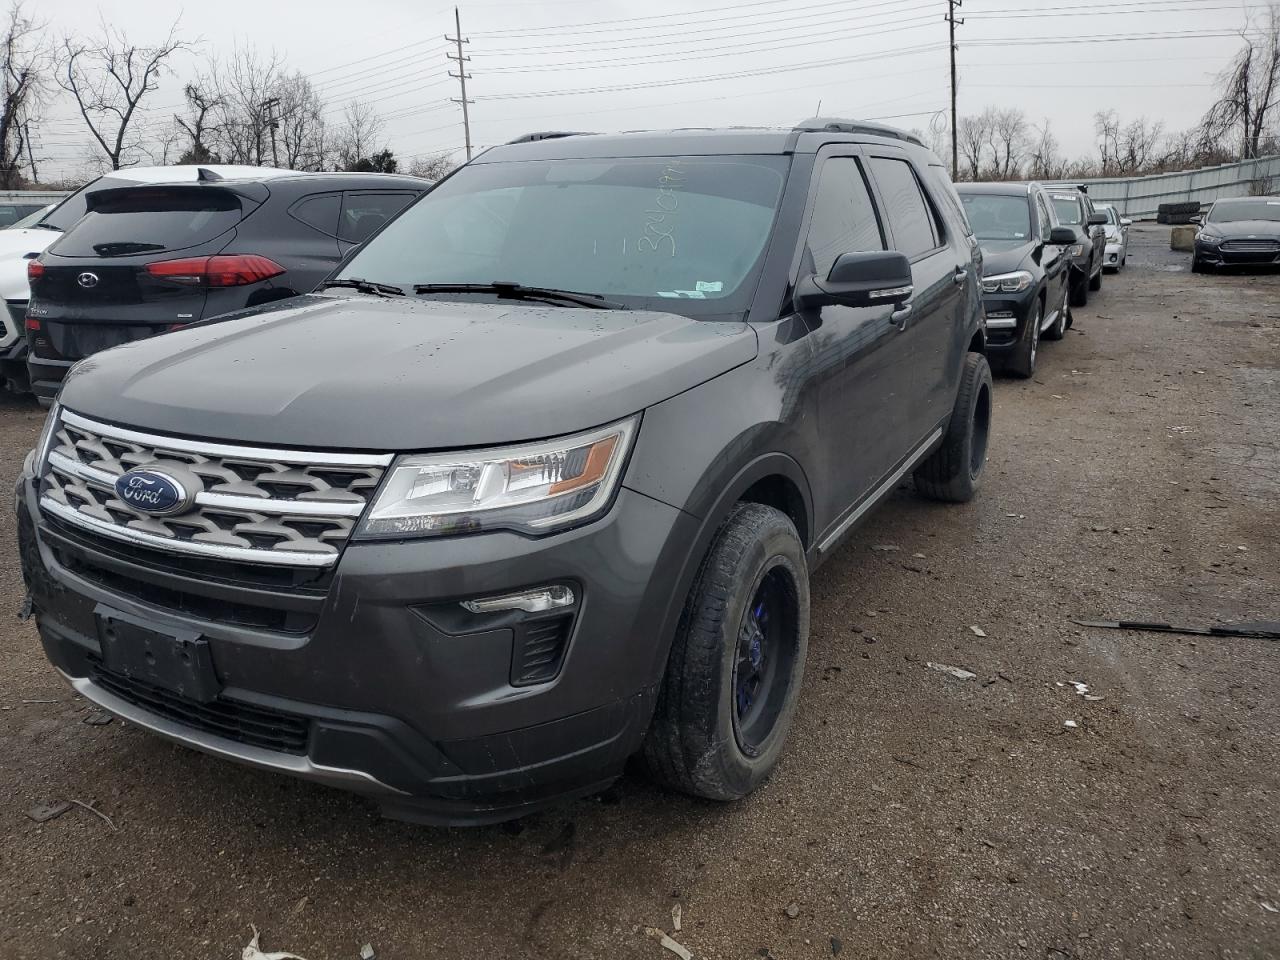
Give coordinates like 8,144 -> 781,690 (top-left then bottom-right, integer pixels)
32,0 -> 1269,179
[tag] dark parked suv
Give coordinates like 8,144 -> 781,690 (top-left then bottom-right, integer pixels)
25,171 -> 431,404
1046,186 -> 1107,307
957,181 -> 1076,378
17,121 -> 992,824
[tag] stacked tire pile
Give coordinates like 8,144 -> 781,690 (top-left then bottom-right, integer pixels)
1157,201 -> 1202,225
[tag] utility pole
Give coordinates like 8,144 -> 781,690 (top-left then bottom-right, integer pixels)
262,96 -> 281,167
946,0 -> 963,179
447,7 -> 474,161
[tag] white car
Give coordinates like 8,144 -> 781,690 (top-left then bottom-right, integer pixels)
0,164 -> 292,394
1094,202 -> 1132,272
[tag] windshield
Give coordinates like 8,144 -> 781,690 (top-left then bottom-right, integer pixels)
959,194 -> 1031,241
1208,199 -> 1280,223
1051,196 -> 1083,225
336,155 -> 790,315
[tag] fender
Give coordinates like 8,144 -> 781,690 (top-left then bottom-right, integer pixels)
631,449 -> 815,683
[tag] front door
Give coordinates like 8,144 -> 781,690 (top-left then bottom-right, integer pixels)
797,149 -> 916,539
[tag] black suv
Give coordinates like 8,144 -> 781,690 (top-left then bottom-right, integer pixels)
17,122 -> 992,825
1046,186 -> 1107,307
25,171 -> 431,404
957,181 -> 1077,378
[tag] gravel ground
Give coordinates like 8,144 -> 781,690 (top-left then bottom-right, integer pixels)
0,224 -> 1277,960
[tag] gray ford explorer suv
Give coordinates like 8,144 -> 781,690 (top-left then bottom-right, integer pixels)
17,121 -> 992,825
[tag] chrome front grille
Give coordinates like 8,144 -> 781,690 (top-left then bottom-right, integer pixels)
1221,239 -> 1280,253
38,409 -> 391,567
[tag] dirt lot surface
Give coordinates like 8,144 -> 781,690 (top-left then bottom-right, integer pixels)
1,224 -> 1277,960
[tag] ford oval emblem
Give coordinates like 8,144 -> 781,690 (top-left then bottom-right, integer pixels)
77,272 -> 100,289
114,469 -> 189,516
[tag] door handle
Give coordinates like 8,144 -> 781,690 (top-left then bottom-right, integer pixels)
891,303 -> 913,329
953,267 -> 967,285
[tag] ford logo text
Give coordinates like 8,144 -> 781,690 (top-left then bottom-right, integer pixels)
113,469 -> 190,516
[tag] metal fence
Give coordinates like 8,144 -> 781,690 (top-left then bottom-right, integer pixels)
1053,156 -> 1280,219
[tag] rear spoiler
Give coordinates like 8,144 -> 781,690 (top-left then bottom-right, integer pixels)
85,180 -> 272,212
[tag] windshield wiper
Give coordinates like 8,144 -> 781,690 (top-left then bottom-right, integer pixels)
412,281 -> 624,310
321,277 -> 405,297
31,222 -> 61,231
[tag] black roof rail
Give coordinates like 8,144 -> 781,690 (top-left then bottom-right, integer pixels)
507,131 -> 595,144
792,117 -> 925,148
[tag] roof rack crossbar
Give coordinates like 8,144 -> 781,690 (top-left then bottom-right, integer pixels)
506,131 -> 595,144
791,117 -> 925,148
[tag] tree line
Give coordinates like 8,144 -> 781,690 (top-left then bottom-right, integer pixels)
0,4 -> 457,188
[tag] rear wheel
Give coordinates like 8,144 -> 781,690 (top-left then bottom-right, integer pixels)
643,503 -> 809,801
914,351 -> 994,503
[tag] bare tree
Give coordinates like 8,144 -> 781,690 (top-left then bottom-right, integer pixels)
956,110 -> 992,181
175,80 -> 221,163
336,99 -> 386,170
991,108 -> 1029,179
408,152 -> 456,180
1027,118 -> 1065,180
274,71 -> 327,170
1201,2 -> 1280,159
205,44 -> 284,165
57,18 -> 192,170
0,2 -> 46,187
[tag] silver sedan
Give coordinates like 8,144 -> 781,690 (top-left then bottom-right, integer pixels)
1095,203 -> 1131,271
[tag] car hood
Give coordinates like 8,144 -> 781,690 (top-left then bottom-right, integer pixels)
1204,219 -> 1280,238
0,228 -> 57,299
59,294 -> 759,451
978,239 -> 1034,277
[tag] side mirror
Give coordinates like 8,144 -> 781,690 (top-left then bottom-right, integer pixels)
1120,218 -> 1133,227
795,250 -> 912,312
1048,226 -> 1077,246
1189,214 -> 1203,225
1087,212 -> 1107,226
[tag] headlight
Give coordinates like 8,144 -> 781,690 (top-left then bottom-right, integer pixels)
1068,244 -> 1085,257
981,270 -> 1033,294
358,417 -> 638,538
32,401 -> 60,474
1197,232 -> 1222,245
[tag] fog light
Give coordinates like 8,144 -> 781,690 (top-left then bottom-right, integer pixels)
461,585 -> 575,614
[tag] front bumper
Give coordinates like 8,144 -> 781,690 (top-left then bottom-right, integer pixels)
1104,241 -> 1125,268
981,286 -> 1037,354
1195,240 -> 1280,267
18,470 -> 697,825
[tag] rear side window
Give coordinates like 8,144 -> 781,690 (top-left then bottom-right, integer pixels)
291,193 -> 340,235
340,192 -> 417,243
868,157 -> 940,258
804,157 -> 885,279
54,188 -> 244,257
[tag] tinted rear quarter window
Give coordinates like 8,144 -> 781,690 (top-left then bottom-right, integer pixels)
868,156 -> 940,258
804,156 -> 885,278
53,187 -> 244,257
340,192 -> 417,243
291,193 -> 340,235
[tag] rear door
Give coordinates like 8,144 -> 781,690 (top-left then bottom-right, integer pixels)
864,149 -> 963,435
29,185 -> 256,359
799,147 -> 915,536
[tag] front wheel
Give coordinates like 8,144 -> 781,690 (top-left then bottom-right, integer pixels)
1043,284 -> 1069,342
914,351 -> 994,503
1088,262 -> 1103,291
642,503 -> 809,801
1005,299 -> 1040,379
